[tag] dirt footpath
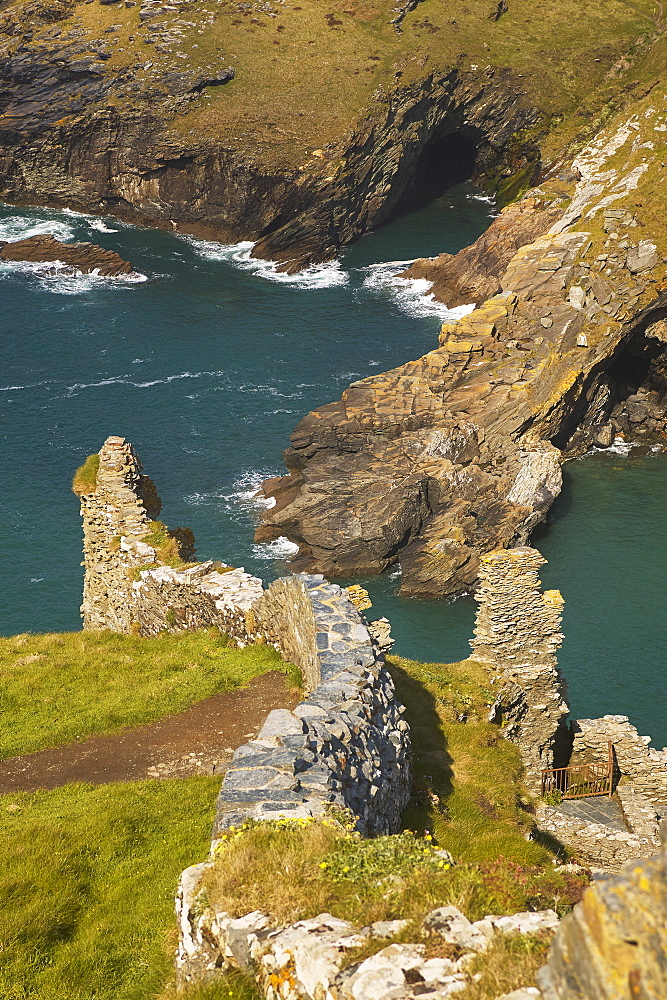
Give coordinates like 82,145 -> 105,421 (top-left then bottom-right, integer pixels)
0,671 -> 298,793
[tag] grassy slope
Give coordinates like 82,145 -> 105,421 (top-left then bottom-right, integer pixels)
8,0 -> 661,170
204,655 -> 587,930
0,777 -> 261,1000
0,630 -> 298,760
0,652 -> 587,1000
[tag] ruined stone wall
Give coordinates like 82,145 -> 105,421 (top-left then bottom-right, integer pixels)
213,574 -> 411,838
78,439 -> 411,838
79,435 -> 163,631
537,824 -> 667,1000
535,798 -> 659,874
571,715 -> 667,811
131,560 -> 266,646
470,547 -> 571,791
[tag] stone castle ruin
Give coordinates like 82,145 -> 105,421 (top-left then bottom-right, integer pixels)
76,437 -> 667,870
74,435 -> 411,837
76,437 -> 667,999
470,546 -> 570,791
470,546 -> 667,871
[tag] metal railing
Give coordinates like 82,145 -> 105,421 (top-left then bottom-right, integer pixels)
541,741 -> 614,799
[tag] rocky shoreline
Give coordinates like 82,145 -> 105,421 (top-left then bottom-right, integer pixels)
257,96 -> 667,596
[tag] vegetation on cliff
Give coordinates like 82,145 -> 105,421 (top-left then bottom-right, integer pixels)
0,629 -> 298,760
71,453 -> 100,496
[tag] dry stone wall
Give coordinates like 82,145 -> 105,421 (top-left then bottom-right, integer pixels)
537,824 -> 667,1000
470,547 -> 571,791
213,574 -> 411,838
571,716 -> 667,811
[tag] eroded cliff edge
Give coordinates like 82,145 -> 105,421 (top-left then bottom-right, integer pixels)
257,61 -> 667,595
0,0 -> 658,267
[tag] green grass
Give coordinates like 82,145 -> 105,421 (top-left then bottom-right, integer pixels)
71,454 -> 99,496
0,778 -> 261,1000
203,655 -> 588,929
0,630 -> 299,760
388,655 -> 544,865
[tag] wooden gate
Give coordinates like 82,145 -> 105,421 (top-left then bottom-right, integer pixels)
541,741 -> 614,799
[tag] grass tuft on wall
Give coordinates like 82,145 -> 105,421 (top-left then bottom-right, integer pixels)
71,453 -> 100,495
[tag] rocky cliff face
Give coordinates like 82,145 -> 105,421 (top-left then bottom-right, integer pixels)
0,39 -> 536,269
257,82 -> 667,595
0,0 -> 654,267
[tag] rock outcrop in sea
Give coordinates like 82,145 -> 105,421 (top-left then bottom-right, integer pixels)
0,233 -> 134,275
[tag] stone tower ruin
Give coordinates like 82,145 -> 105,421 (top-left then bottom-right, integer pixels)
470,546 -> 571,790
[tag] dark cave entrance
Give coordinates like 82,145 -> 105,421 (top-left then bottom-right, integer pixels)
551,317 -> 667,452
393,129 -> 481,216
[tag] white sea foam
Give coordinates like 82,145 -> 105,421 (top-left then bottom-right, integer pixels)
184,470 -> 279,513
0,214 -> 76,242
360,260 -> 476,321
65,368 -> 227,394
587,436 -> 639,457
0,257 -> 147,293
61,207 -> 123,233
89,220 -> 120,233
186,237 -> 349,288
238,383 -> 304,399
252,536 -> 300,560
606,437 -> 635,455
466,191 -> 497,206
0,380 -> 52,393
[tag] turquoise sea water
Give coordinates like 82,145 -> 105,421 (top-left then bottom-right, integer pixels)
1,192 -> 666,746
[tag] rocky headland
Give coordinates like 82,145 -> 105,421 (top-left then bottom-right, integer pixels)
0,0 -> 659,267
3,1 -> 667,596
257,60 -> 667,595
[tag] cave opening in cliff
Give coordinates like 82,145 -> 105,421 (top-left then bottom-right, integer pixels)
551,321 -> 667,452
393,129 -> 480,216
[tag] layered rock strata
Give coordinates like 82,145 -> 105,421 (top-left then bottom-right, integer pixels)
469,547 -> 570,791
0,233 -> 134,275
537,824 -> 667,1000
175,887 -> 559,998
213,574 -> 411,838
257,100 -> 667,595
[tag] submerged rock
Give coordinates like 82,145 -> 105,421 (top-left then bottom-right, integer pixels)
0,234 -> 134,276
